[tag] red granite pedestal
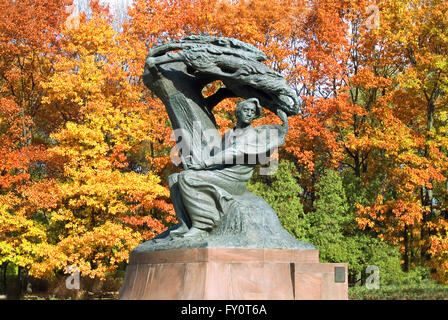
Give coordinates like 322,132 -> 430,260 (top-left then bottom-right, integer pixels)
118,248 -> 348,300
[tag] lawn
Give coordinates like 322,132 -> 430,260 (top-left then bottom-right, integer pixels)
349,282 -> 448,300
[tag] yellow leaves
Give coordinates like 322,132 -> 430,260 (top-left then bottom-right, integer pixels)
50,208 -> 74,223
108,201 -> 129,215
50,122 -> 109,167
50,221 -> 142,279
0,198 -> 51,272
0,201 -> 43,239
345,134 -> 373,154
41,9 -> 142,125
65,16 -> 116,57
15,6 -> 174,276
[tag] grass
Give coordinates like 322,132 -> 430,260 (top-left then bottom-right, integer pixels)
349,281 -> 448,300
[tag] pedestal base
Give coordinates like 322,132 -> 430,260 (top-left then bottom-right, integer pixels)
119,248 -> 347,300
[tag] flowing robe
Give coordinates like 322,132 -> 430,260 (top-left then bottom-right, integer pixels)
175,123 -> 286,230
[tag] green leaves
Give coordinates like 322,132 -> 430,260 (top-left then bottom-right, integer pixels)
248,160 -> 305,239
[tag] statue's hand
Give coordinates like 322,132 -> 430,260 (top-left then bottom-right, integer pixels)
276,109 -> 289,131
145,56 -> 156,68
142,56 -> 163,86
276,109 -> 288,122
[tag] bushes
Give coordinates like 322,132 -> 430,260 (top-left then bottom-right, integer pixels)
349,281 -> 448,300
297,168 -> 351,263
248,165 -> 436,288
247,160 -> 305,239
304,169 -> 432,287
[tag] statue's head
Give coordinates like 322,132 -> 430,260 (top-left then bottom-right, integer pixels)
235,98 -> 262,125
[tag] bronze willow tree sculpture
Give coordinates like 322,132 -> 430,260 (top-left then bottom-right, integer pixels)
136,35 -> 314,250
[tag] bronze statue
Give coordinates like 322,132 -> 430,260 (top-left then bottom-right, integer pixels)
136,35 -> 314,250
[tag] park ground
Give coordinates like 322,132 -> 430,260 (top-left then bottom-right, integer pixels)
2,272 -> 448,300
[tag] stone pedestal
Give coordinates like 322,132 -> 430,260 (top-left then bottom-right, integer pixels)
118,248 -> 348,300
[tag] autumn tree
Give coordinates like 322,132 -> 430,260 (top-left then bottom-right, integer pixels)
347,0 -> 448,282
384,0 -> 448,281
28,1 -> 176,278
0,0 -> 70,289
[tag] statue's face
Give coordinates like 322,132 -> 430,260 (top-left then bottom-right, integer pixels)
237,102 -> 257,125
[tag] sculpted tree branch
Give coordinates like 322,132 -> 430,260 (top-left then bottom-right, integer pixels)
138,35 -> 313,250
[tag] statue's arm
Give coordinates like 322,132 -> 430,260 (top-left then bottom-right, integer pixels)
258,109 -> 289,133
277,109 -> 289,130
204,148 -> 239,167
275,109 -> 289,146
188,148 -> 239,170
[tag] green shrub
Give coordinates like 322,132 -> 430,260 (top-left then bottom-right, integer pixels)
349,281 -> 448,300
248,160 -> 305,239
249,164 -> 431,287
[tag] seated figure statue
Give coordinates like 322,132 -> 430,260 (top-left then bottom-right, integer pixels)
161,97 -> 289,241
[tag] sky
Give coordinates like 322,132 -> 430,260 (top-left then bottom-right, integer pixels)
73,0 -> 133,30
75,0 -> 132,12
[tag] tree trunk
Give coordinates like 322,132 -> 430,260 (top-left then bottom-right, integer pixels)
403,226 -> 410,272
421,98 -> 435,262
0,262 -> 7,295
426,99 -> 435,215
17,266 -> 24,298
